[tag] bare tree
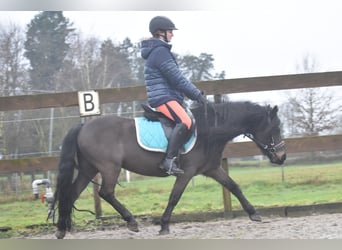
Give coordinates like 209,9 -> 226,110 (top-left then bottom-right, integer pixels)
0,22 -> 28,96
99,38 -> 133,88
295,53 -> 319,73
285,88 -> 340,136
55,33 -> 102,91
281,54 -> 341,137
0,23 -> 29,159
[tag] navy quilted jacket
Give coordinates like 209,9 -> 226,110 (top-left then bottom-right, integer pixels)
141,38 -> 202,108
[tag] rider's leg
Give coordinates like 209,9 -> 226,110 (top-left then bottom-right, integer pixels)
156,101 -> 193,176
159,123 -> 190,175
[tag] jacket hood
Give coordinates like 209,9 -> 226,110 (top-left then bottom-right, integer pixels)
141,38 -> 172,59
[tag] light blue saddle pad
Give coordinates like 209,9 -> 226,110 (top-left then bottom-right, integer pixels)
134,117 -> 196,154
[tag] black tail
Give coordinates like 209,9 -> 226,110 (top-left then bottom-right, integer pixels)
53,123 -> 83,231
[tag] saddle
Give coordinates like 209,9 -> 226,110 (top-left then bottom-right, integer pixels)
141,104 -> 174,137
134,104 -> 196,154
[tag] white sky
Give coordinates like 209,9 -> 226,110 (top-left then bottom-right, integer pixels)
0,0 -> 341,104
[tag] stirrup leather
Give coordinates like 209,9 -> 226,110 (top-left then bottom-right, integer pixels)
166,157 -> 177,175
160,157 -> 184,175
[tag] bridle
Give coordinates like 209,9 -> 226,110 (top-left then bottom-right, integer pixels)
243,133 -> 285,154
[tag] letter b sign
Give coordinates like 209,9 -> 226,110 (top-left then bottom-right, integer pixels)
78,90 -> 101,117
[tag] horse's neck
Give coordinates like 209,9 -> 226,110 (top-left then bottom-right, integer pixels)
233,103 -> 266,139
210,102 -> 262,140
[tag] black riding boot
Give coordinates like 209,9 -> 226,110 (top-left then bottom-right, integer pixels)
159,123 -> 190,176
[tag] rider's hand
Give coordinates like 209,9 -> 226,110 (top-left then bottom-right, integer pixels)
197,92 -> 207,105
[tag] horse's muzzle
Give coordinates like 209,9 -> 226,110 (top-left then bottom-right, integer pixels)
270,150 -> 286,165
265,140 -> 286,165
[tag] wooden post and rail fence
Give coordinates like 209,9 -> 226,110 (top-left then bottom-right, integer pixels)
0,71 -> 341,217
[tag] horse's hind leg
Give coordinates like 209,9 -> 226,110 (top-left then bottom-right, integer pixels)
205,167 -> 262,222
98,166 -> 139,232
55,169 -> 97,239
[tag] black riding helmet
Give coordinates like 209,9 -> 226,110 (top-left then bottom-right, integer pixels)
149,16 -> 178,35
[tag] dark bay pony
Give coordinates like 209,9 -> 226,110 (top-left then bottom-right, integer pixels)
53,101 -> 286,239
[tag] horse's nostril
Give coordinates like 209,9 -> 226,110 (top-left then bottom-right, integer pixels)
278,153 -> 286,164
282,154 -> 287,161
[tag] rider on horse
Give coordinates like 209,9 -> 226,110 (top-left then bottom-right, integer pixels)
141,16 -> 206,176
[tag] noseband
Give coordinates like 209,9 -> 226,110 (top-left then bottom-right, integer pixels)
243,133 -> 285,154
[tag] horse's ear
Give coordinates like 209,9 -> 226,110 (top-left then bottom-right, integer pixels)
270,105 -> 278,119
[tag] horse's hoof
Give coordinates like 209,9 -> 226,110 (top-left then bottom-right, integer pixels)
127,221 -> 139,232
159,228 -> 170,235
249,213 -> 262,222
55,230 -> 66,239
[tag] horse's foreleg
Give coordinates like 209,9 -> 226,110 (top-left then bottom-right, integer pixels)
205,167 -> 262,222
159,174 -> 193,235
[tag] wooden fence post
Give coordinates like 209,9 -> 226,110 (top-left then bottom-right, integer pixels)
215,94 -> 232,218
221,158 -> 232,217
78,91 -> 103,219
92,173 -> 102,219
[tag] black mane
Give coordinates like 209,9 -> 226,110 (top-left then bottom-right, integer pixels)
191,101 -> 274,139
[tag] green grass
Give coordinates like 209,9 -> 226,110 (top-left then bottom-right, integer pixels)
1,161 -> 341,238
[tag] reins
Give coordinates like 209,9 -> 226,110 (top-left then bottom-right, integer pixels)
203,101 -> 218,128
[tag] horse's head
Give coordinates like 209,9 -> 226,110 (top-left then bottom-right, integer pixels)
246,105 -> 286,165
